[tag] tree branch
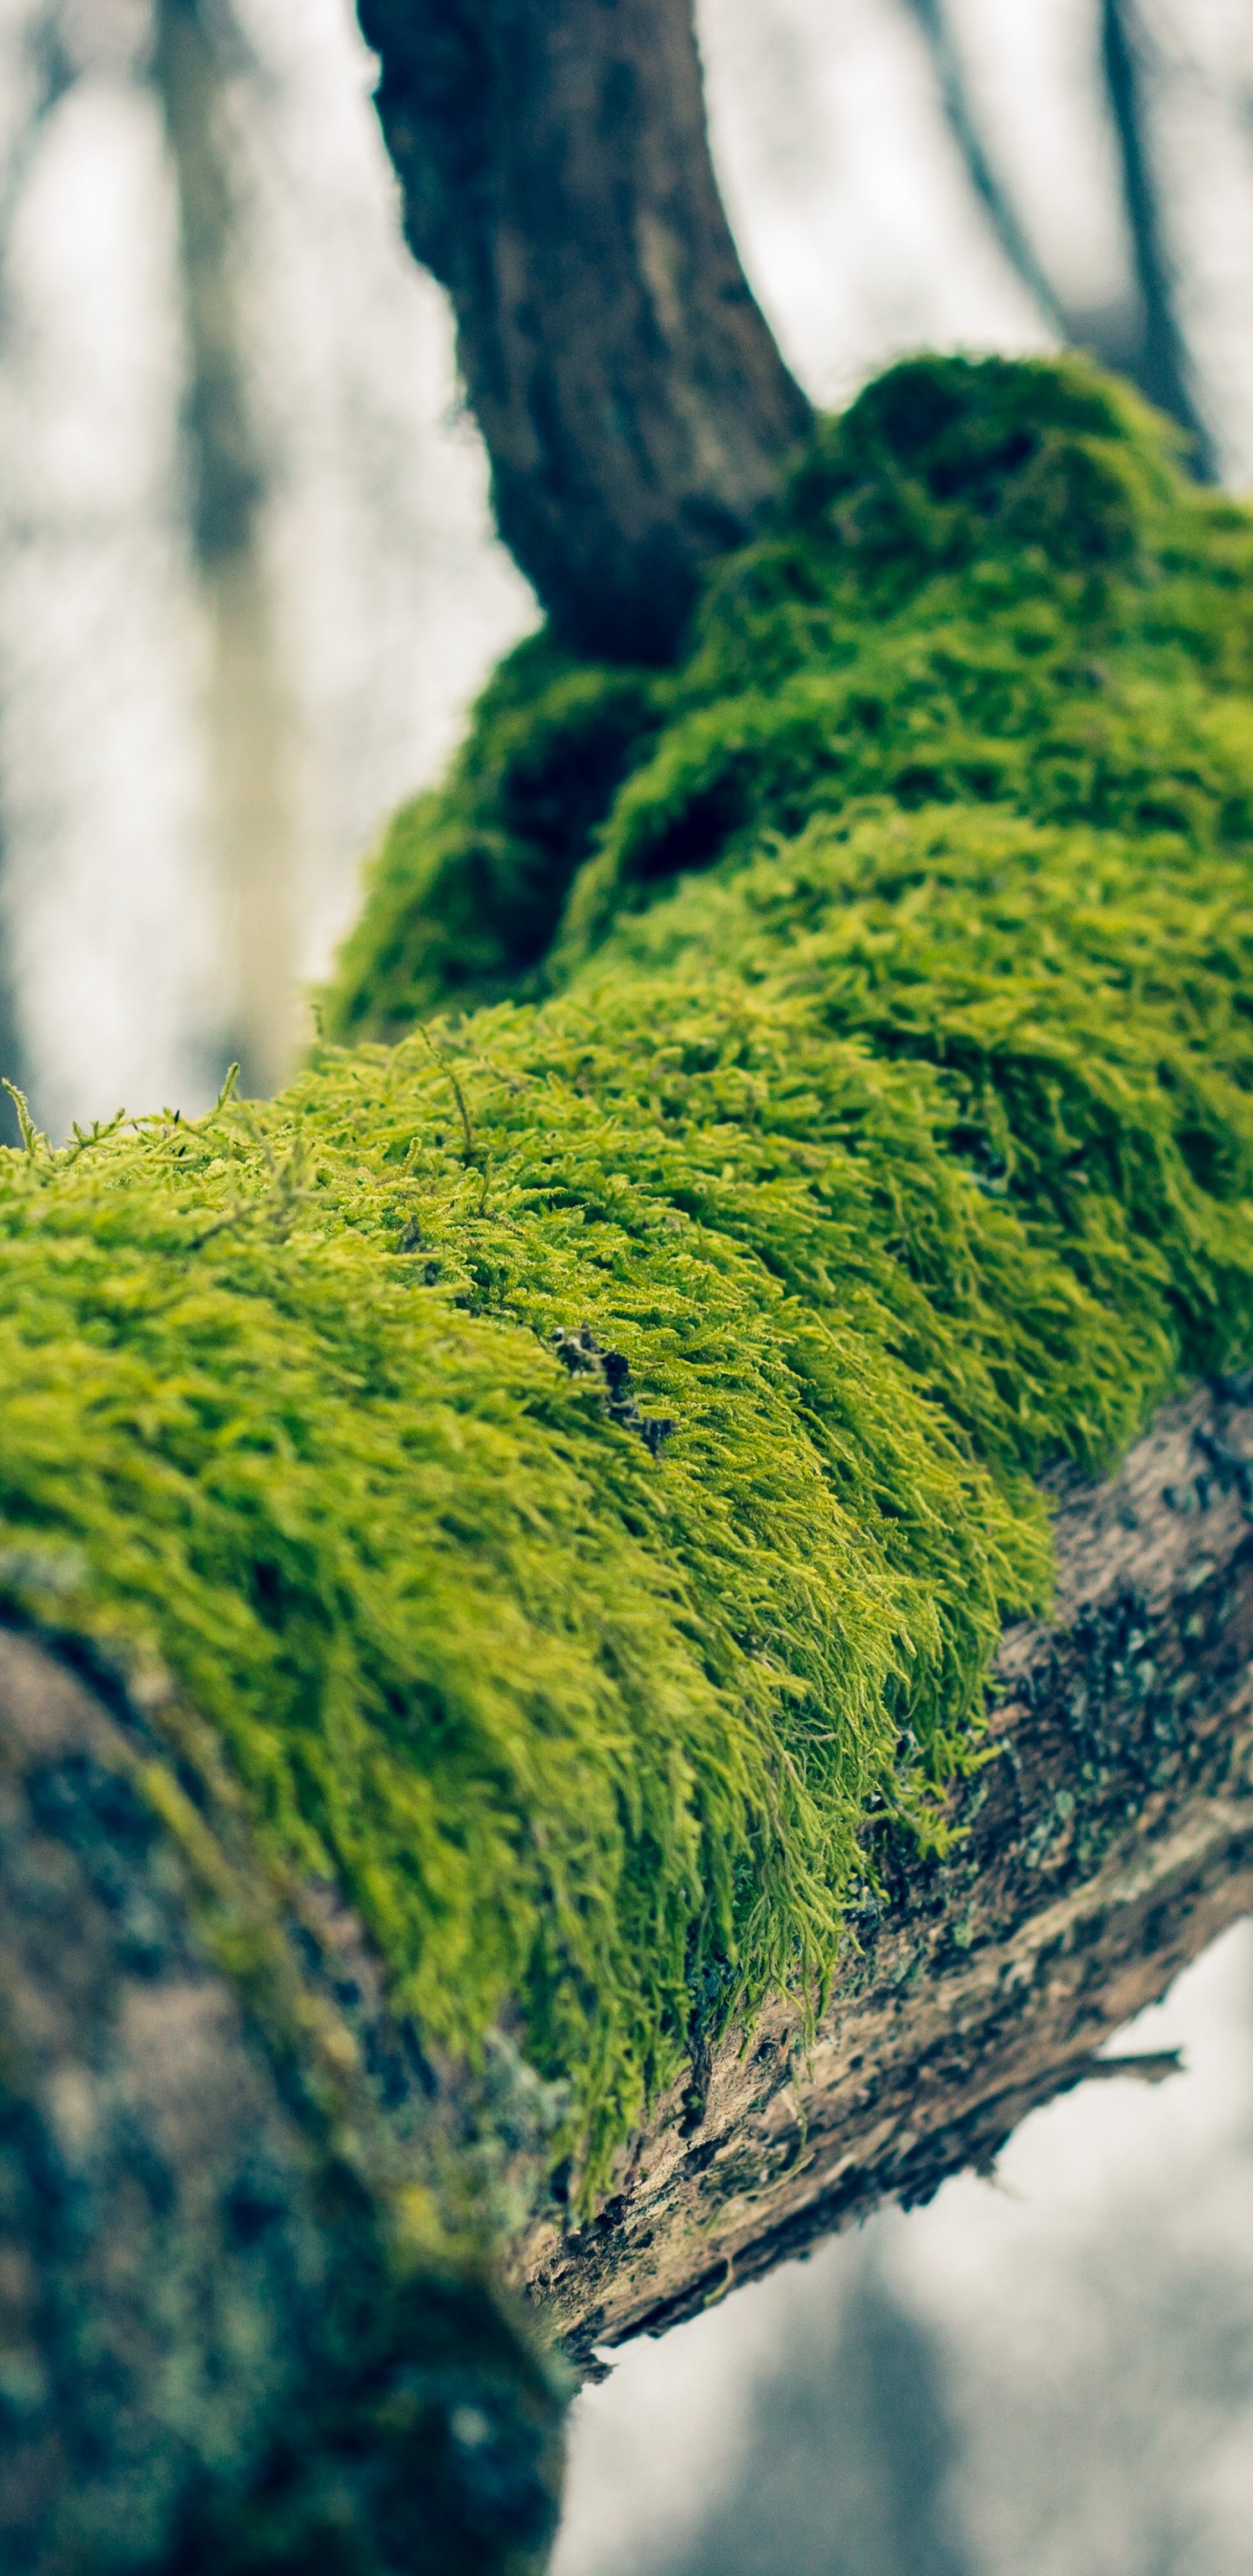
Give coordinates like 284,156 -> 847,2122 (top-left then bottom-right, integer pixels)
901,0 -> 1074,341
1097,0 -> 1215,472
522,1383 -> 1253,2364
354,0 -> 812,661
6,1373 -> 1252,2509
904,0 -> 1216,471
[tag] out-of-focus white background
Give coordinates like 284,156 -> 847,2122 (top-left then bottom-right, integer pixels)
0,5 -> 1251,2567
555,1925 -> 1253,2576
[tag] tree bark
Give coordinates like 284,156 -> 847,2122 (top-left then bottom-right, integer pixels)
354,0 -> 812,661
522,1383 -> 1253,2365
0,1627 -> 561,2575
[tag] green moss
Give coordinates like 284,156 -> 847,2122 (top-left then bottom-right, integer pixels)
325,634 -> 664,1043
5,353 -> 1253,2197
327,355 -> 1253,1043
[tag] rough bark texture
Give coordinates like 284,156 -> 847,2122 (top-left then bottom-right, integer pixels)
0,1629 -> 562,2576
521,1382 -> 1253,2365
355,0 -> 812,660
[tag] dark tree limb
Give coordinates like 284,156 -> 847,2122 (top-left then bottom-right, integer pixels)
521,1384 -> 1253,2365
354,0 -> 812,661
1100,0 -> 1216,475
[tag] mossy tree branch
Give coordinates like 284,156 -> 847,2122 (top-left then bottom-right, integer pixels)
4,1370 -> 1252,2558
4,15 -> 1253,2546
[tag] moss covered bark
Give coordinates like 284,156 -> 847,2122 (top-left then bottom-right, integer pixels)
3,357 -> 1253,2230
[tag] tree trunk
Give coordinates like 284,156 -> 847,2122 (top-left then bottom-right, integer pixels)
355,0 -> 812,661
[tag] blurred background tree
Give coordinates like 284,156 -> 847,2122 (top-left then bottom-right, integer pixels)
150,0 -> 298,1099
0,0 -> 529,1138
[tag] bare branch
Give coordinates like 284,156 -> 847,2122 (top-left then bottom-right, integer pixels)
901,0 -> 1073,339
905,0 -> 1216,473
149,0 -> 300,1095
356,0 -> 812,661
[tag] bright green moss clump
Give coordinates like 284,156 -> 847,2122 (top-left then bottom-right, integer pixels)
325,352 -> 1253,1039
5,356 -> 1253,2190
328,638 -> 665,1040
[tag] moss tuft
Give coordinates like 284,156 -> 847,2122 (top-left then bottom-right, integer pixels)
6,354 -> 1253,2194
325,634 -> 663,1044
326,353 -> 1253,1040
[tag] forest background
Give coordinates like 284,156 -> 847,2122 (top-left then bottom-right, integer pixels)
0,3 -> 1251,2571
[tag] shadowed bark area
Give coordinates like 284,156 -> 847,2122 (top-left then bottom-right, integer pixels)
355,0 -> 812,660
0,1630 -> 561,2576
521,1385 -> 1253,2365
